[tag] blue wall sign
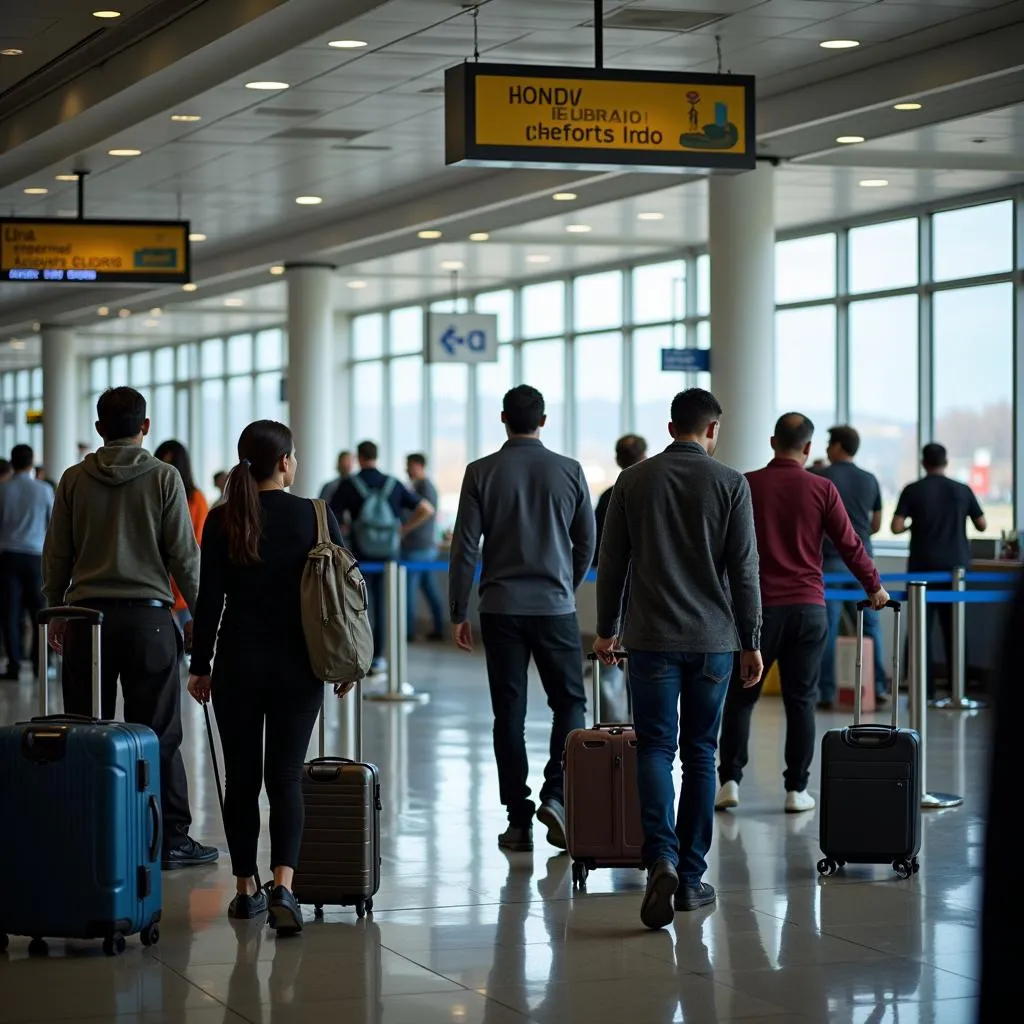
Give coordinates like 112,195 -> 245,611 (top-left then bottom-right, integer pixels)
661,348 -> 710,373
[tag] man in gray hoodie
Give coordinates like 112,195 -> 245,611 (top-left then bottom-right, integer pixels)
43,387 -> 218,870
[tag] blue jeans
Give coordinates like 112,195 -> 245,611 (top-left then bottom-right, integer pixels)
628,649 -> 732,886
819,601 -> 888,702
403,547 -> 444,639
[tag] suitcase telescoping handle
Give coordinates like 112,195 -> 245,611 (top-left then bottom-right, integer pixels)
317,678 -> 362,761
586,651 -> 631,728
854,599 -> 901,729
37,606 -> 104,719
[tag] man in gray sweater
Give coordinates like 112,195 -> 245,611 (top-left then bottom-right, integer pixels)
450,385 -> 596,853
594,388 -> 763,930
43,387 -> 217,870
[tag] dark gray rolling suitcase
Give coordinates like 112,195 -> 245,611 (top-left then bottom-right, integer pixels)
292,683 -> 381,919
818,599 -> 922,879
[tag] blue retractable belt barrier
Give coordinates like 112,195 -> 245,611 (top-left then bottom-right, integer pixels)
823,569 -> 1020,585
924,590 -> 1014,604
824,590 -> 906,603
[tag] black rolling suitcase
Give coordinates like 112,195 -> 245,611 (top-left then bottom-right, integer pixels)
818,599 -> 922,879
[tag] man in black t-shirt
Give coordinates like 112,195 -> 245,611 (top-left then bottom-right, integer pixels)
892,443 -> 986,697
812,426 -> 887,707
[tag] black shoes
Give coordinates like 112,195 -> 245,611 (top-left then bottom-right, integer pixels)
162,836 -> 220,870
640,858 -> 679,930
537,800 -> 567,850
267,885 -> 303,936
498,825 -> 534,852
228,887 -> 269,920
675,881 -> 717,912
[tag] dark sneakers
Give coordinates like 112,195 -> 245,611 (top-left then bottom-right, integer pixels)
163,836 -> 220,870
498,825 -> 534,852
640,858 -> 679,930
536,800 -> 567,850
228,887 -> 269,920
267,885 -> 303,936
675,881 -> 717,912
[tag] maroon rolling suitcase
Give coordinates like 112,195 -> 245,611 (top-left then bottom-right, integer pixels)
564,653 -> 643,889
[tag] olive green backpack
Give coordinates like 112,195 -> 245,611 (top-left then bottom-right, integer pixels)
301,500 -> 374,683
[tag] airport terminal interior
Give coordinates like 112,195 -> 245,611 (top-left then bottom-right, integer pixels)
0,0 -> 1021,1021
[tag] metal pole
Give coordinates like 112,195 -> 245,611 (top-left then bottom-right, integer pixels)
933,566 -> 987,710
365,564 -> 428,704
594,0 -> 603,69
908,582 -> 963,809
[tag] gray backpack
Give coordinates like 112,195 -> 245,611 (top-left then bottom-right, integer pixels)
301,500 -> 374,683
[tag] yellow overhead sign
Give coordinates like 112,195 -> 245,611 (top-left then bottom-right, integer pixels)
446,64 -> 755,173
0,219 -> 190,284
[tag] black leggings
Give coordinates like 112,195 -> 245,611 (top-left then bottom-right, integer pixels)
212,671 -> 322,878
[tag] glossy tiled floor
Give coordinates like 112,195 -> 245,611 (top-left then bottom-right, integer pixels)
0,648 -> 987,1023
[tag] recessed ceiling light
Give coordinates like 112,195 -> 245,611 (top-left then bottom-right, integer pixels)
149,307 -> 162,316
553,192 -> 577,201
328,39 -> 368,49
566,224 -> 592,233
245,81 -> 289,91
894,102 -> 922,111
9,340 -> 26,350
143,319 -> 160,327
118,308 -> 131,318
441,260 -> 464,270
224,297 -> 245,307
270,265 -> 285,275
418,229 -> 442,239
469,232 -> 490,242
836,135 -> 865,144
346,280 -> 368,289
637,212 -> 665,221
859,179 -> 889,188
526,254 -> 552,264
171,114 -> 202,122
92,10 -> 122,18
108,148 -> 141,157
820,39 -> 859,49
97,306 -> 109,316
182,283 -> 198,292
188,233 -> 207,242
295,195 -> 322,205
1,49 -> 24,57
55,174 -> 79,182
23,187 -> 48,195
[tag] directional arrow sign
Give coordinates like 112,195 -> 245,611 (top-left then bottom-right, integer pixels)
426,313 -> 499,363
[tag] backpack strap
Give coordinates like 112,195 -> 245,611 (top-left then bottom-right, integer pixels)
312,499 -> 330,545
350,475 -> 370,500
380,476 -> 400,501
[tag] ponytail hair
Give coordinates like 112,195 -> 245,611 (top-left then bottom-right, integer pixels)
223,420 -> 294,566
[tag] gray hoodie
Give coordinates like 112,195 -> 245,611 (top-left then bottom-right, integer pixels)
42,441 -> 200,609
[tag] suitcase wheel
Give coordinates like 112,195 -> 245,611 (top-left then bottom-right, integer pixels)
0,933 -> 8,953
365,898 -> 373,913
572,861 -> 589,889
28,937 -> 49,957
816,858 -> 841,877
102,933 -> 126,957
314,905 -> 325,919
893,858 -> 920,879
140,923 -> 160,948
355,900 -> 366,919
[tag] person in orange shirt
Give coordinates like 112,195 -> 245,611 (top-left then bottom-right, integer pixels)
155,440 -> 208,632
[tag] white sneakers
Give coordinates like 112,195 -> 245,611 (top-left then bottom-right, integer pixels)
715,781 -> 817,814
785,790 -> 816,814
714,781 -> 739,810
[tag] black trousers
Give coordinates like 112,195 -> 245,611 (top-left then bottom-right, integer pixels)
479,612 -> 586,827
62,605 -> 193,847
211,664 -> 323,878
0,551 -> 44,673
718,604 -> 828,793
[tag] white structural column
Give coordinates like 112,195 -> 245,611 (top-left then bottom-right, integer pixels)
41,325 -> 78,483
286,264 -> 335,497
708,162 -> 776,473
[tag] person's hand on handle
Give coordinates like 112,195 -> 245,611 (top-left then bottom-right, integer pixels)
740,650 -> 764,688
868,585 -> 890,611
48,620 -> 67,656
334,681 -> 356,698
593,635 -> 621,667
187,674 -> 212,705
453,621 -> 473,653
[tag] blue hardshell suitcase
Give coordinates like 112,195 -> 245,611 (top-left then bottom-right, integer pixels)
0,607 -> 163,956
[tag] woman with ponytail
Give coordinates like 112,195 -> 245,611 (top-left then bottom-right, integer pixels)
186,420 -> 345,936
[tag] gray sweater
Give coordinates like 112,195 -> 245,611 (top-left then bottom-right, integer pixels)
449,438 -> 596,621
596,441 -> 761,652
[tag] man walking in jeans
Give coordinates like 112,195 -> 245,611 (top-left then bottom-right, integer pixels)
594,389 -> 763,930
450,385 -> 595,853
716,413 -> 889,817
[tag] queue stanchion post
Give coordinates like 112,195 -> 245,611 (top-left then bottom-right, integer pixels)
907,581 -> 963,810
364,562 -> 428,704
932,566 -> 987,711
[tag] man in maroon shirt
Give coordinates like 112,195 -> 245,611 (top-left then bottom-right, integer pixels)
716,413 -> 889,814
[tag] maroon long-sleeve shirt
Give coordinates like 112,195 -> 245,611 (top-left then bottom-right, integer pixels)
746,458 -> 881,607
